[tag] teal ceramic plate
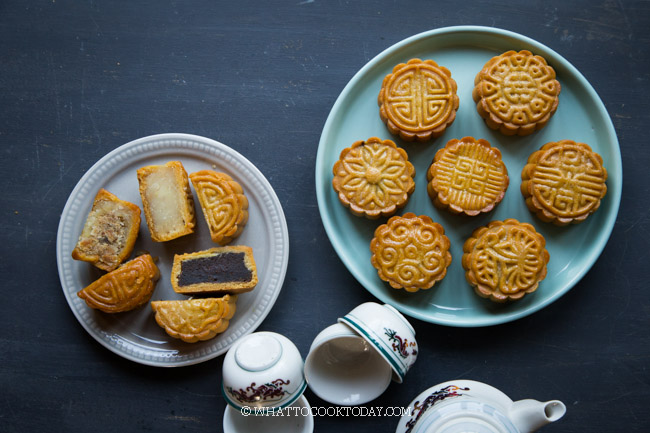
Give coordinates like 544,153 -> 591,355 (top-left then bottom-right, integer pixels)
315,26 -> 622,327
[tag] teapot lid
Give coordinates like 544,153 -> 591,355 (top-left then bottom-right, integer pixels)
412,400 -> 519,433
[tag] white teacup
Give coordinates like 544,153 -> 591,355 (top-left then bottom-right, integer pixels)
304,323 -> 392,406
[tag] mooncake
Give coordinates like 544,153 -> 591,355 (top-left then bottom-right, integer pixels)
71,188 -> 141,272
473,50 -> 561,136
171,246 -> 258,295
521,140 -> 607,225
427,137 -> 509,215
189,170 -> 249,245
379,58 -> 459,142
462,219 -> 549,302
151,295 -> 237,343
77,254 -> 160,313
332,137 -> 415,219
370,213 -> 451,292
137,161 -> 195,242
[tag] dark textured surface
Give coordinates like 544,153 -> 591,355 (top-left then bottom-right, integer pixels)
2,1 -> 649,432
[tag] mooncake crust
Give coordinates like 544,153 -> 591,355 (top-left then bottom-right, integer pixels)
189,170 -> 249,245
77,254 -> 160,313
427,137 -> 509,216
137,161 -> 195,242
462,219 -> 549,303
171,245 -> 258,295
370,213 -> 452,292
473,50 -> 561,136
151,295 -> 237,343
71,188 -> 141,272
379,58 -> 459,142
521,140 -> 608,225
332,137 -> 415,219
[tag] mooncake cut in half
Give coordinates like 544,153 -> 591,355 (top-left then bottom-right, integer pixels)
521,140 -> 608,225
332,137 -> 415,219
77,254 -> 160,313
462,219 -> 549,303
379,58 -> 459,142
72,188 -> 141,272
427,137 -> 509,216
189,170 -> 249,245
151,295 -> 237,343
171,246 -> 258,295
473,50 -> 561,136
370,213 -> 451,292
137,161 -> 195,242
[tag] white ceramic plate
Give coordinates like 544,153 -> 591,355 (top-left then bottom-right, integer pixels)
57,133 -> 289,366
223,395 -> 314,433
315,26 -> 622,326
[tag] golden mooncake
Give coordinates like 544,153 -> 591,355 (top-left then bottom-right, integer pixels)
189,170 -> 249,245
473,50 -> 561,136
151,295 -> 237,343
462,219 -> 549,302
171,246 -> 258,295
332,137 -> 415,219
427,137 -> 509,215
370,213 -> 451,292
72,188 -> 141,272
379,58 -> 459,142
77,254 -> 160,313
521,140 -> 607,225
137,161 -> 195,242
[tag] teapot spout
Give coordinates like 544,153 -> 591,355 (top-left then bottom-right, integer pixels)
509,399 -> 566,433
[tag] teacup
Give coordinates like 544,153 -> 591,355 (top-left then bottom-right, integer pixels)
222,332 -> 307,410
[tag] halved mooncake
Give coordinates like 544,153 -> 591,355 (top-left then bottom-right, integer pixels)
332,137 -> 415,219
521,140 -> 607,225
427,137 -> 509,216
189,170 -> 249,245
137,161 -> 195,242
71,188 -> 141,272
473,50 -> 561,136
462,219 -> 549,302
151,295 -> 237,343
171,246 -> 258,295
370,213 -> 451,292
379,58 -> 459,142
77,254 -> 160,313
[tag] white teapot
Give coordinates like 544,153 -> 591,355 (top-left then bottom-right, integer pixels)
396,379 -> 566,433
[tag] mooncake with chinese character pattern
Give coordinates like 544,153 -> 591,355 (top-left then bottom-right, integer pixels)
473,50 -> 561,136
427,137 -> 509,215
521,140 -> 607,225
150,295 -> 237,343
332,137 -> 415,219
379,58 -> 459,142
462,219 -> 549,302
370,213 -> 451,292
189,170 -> 248,245
77,254 -> 160,313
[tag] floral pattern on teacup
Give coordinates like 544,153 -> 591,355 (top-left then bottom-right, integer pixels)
227,378 -> 290,404
385,327 -> 417,359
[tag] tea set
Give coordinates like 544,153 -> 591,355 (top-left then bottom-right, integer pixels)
221,302 -> 565,432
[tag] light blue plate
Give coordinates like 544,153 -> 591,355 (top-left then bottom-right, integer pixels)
315,26 -> 622,327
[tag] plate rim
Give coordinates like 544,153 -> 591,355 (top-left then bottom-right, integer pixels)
56,132 -> 290,366
315,25 -> 623,327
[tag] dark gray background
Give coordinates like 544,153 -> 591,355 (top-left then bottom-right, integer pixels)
2,1 -> 649,432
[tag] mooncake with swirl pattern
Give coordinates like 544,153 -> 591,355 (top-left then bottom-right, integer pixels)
332,137 -> 415,219
473,50 -> 561,136
150,295 -> 237,343
521,140 -> 607,225
427,137 -> 509,215
77,254 -> 160,313
462,219 -> 549,302
190,170 -> 249,245
370,213 -> 451,292
379,58 -> 459,142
